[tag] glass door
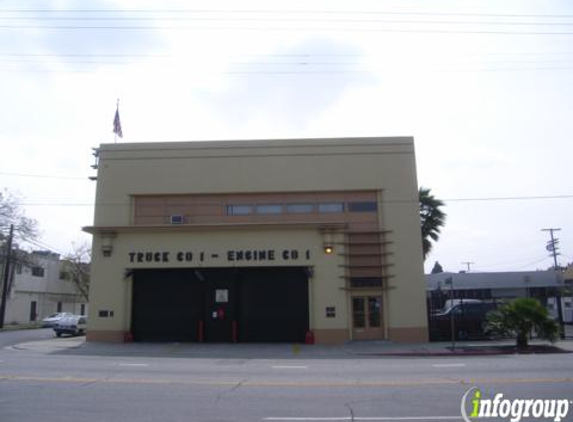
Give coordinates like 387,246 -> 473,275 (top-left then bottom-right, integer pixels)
352,296 -> 383,340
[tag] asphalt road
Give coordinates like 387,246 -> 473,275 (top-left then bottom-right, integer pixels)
1,332 -> 572,422
0,327 -> 54,348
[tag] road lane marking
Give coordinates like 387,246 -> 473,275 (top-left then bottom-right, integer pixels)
272,365 -> 309,369
265,419 -> 350,421
431,364 -> 466,368
0,375 -> 571,387
263,417 -> 461,421
264,417 -> 462,421
118,363 -> 149,367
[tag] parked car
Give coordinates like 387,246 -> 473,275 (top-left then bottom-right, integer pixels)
429,301 -> 497,341
441,298 -> 483,312
42,312 -> 74,328
53,315 -> 87,337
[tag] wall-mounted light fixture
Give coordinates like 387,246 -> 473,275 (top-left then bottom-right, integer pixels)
101,232 -> 116,257
322,231 -> 334,254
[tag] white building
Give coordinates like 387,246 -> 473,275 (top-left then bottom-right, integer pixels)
2,250 -> 87,325
426,271 -> 572,323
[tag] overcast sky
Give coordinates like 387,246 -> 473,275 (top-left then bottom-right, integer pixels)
1,0 -> 572,274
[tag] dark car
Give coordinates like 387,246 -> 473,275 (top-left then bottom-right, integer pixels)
429,301 -> 497,341
53,315 -> 87,337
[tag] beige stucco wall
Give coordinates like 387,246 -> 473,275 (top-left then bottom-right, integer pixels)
94,138 -> 418,226
88,137 -> 427,343
89,228 -> 348,335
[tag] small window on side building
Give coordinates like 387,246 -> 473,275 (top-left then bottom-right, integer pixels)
286,203 -> 314,214
255,204 -> 283,214
348,201 -> 378,212
318,203 -> 344,213
227,205 -> 252,216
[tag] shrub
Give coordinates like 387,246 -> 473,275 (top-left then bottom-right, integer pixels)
485,298 -> 559,349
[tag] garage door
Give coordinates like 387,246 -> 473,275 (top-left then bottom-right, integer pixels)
238,267 -> 309,343
131,269 -> 203,342
131,267 -> 309,343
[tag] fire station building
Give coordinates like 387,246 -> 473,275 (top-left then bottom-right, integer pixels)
84,137 -> 428,344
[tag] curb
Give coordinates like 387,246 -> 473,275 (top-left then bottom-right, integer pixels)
354,346 -> 573,357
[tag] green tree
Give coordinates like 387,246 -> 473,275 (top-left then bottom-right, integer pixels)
419,187 -> 446,260
485,298 -> 559,349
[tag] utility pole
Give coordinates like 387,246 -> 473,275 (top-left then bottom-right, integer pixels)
542,228 -> 561,269
541,228 -> 565,340
461,261 -> 474,272
0,224 -> 14,329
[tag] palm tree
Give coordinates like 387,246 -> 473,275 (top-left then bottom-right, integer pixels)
485,298 -> 559,349
419,187 -> 446,260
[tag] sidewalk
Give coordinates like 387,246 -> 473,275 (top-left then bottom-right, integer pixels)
8,336 -> 573,358
349,338 -> 573,357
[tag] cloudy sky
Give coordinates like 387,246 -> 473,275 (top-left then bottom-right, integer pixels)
1,0 -> 572,273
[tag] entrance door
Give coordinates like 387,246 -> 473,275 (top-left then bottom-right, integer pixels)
352,296 -> 383,340
29,301 -> 37,322
203,270 -> 237,343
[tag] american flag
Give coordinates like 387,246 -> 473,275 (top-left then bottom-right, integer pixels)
113,107 -> 123,138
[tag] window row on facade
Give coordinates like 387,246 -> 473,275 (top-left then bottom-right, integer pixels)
227,201 -> 378,216
15,263 -> 45,278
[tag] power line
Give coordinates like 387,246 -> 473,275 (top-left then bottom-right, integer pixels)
2,65 -> 573,74
513,256 -> 552,270
2,24 -> 573,35
443,194 -> 573,202
461,261 -> 475,272
3,16 -> 573,26
3,51 -> 573,58
25,238 -> 66,256
2,9 -> 573,18
4,57 -> 573,66
473,253 -> 549,269
2,53 -> 573,74
0,171 -> 88,180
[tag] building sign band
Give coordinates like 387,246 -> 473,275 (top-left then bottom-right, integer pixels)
128,249 -> 312,264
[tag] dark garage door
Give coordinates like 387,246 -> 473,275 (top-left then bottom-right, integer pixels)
238,267 -> 309,343
131,267 -> 309,343
132,269 -> 203,342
